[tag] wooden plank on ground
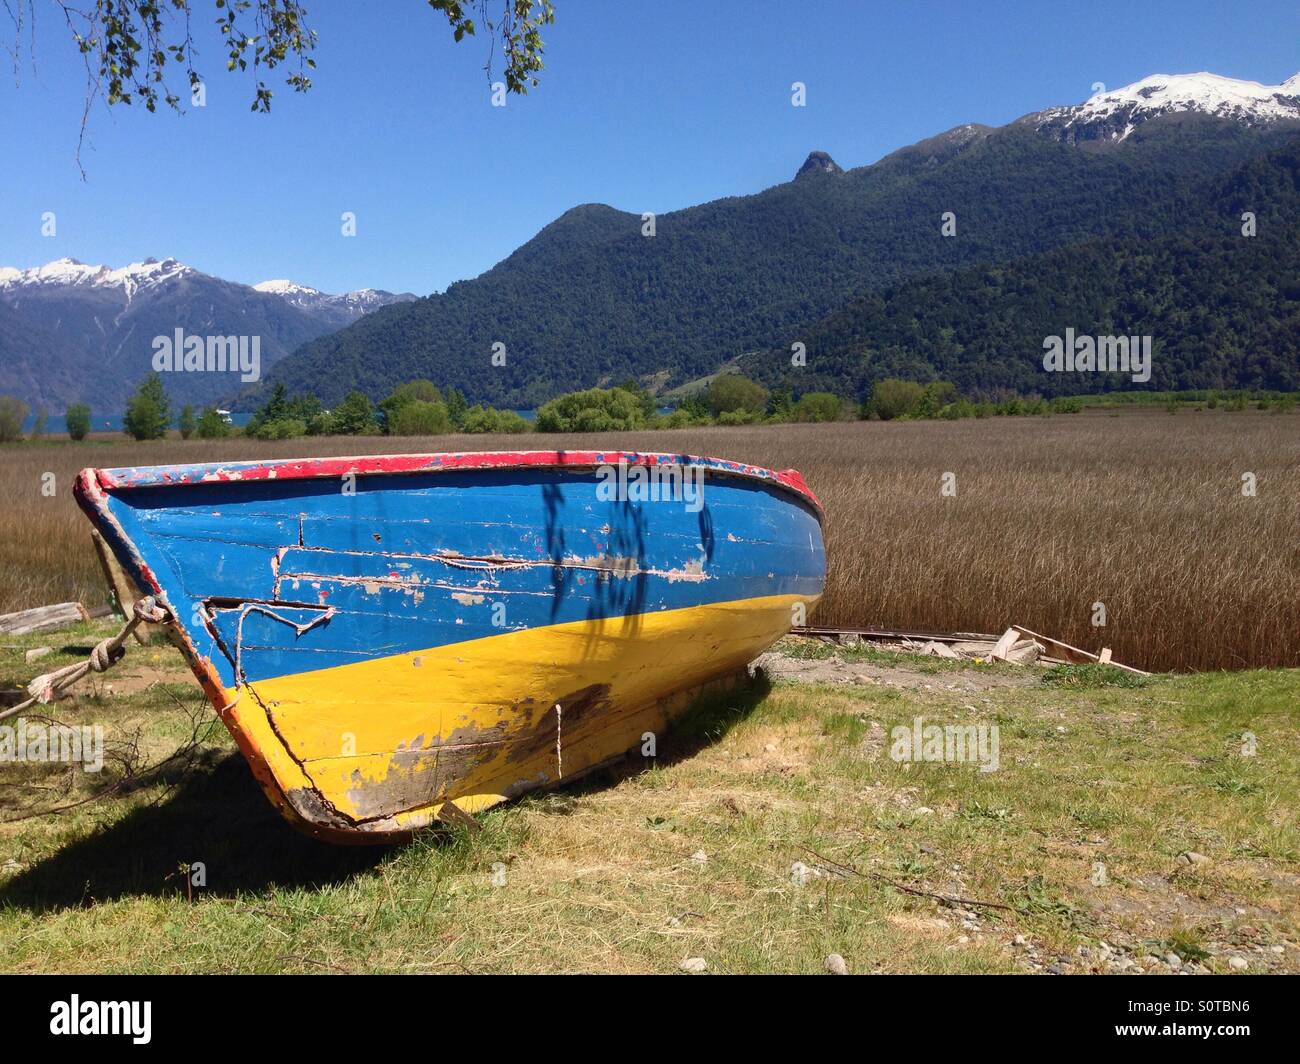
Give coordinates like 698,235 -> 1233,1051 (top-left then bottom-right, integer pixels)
989,627 -> 1021,662
1010,625 -> 1148,675
0,602 -> 89,635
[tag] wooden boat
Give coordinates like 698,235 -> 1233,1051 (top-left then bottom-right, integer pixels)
75,451 -> 825,842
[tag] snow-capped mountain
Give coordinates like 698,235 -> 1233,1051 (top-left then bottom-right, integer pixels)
0,258 -> 414,324
1033,72 -> 1300,143
0,257 -> 418,411
0,257 -> 195,300
253,278 -> 416,322
267,68 -> 1300,407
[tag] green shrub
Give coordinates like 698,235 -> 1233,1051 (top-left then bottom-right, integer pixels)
331,391 -> 380,435
535,387 -> 646,432
461,406 -> 530,434
306,412 -> 334,436
867,379 -> 924,420
65,403 -> 92,441
254,417 -> 308,440
380,380 -> 443,433
494,409 -> 529,433
246,383 -> 322,436
178,405 -> 196,439
915,381 -> 957,418
0,396 -> 27,443
791,392 -> 842,423
196,408 -> 232,439
388,399 -> 452,436
707,374 -> 768,417
660,408 -> 700,429
123,374 -> 171,441
717,408 -> 756,426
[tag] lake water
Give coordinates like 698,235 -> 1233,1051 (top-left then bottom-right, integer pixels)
23,411 -> 254,435
20,406 -> 671,436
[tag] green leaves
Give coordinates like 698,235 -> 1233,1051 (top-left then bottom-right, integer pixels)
122,373 -> 171,441
429,0 -> 553,94
45,0 -> 552,129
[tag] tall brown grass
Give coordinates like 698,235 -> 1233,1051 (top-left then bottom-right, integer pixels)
1,410 -> 1296,671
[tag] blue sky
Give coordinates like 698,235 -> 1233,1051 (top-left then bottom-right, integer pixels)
1,0 -> 1297,295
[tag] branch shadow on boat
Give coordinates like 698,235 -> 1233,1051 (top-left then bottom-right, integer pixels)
543,476 -> 650,644
0,749 -> 389,914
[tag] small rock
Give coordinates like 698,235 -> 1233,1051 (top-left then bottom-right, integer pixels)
1113,958 -> 1136,971
764,743 -> 777,753
1269,945 -> 1285,954
1165,953 -> 1182,969
961,920 -> 978,931
1142,954 -> 1162,967
790,861 -> 821,886
1012,934 -> 1028,947
689,850 -> 708,865
914,806 -> 934,816
824,953 -> 848,975
956,936 -> 970,945
24,646 -> 53,663
680,957 -> 708,973
1178,851 -> 1210,866
1228,956 -> 1249,971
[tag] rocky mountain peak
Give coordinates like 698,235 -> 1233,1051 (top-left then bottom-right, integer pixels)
795,151 -> 843,180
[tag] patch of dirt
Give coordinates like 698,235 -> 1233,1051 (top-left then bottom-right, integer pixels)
754,650 -> 1038,693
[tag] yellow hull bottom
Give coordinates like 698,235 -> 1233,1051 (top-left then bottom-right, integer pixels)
211,592 -> 813,840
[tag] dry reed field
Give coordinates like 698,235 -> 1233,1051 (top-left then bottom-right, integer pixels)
1,409 -> 1296,672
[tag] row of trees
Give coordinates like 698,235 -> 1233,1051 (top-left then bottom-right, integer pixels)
243,380 -> 531,440
6,372 -> 1288,447
0,398 -> 94,443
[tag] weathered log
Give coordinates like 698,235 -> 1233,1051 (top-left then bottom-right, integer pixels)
0,602 -> 89,635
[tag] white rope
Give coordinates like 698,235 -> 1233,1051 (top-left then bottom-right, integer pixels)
227,603 -> 337,685
0,597 -> 170,723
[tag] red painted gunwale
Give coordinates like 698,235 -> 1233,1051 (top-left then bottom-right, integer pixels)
86,450 -> 824,514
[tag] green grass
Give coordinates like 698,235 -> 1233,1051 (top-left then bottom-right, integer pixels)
1040,663 -> 1153,689
1,625 -> 1297,973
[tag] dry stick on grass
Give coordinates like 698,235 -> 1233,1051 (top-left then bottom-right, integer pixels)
798,845 -> 1016,913
0,689 -> 221,824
